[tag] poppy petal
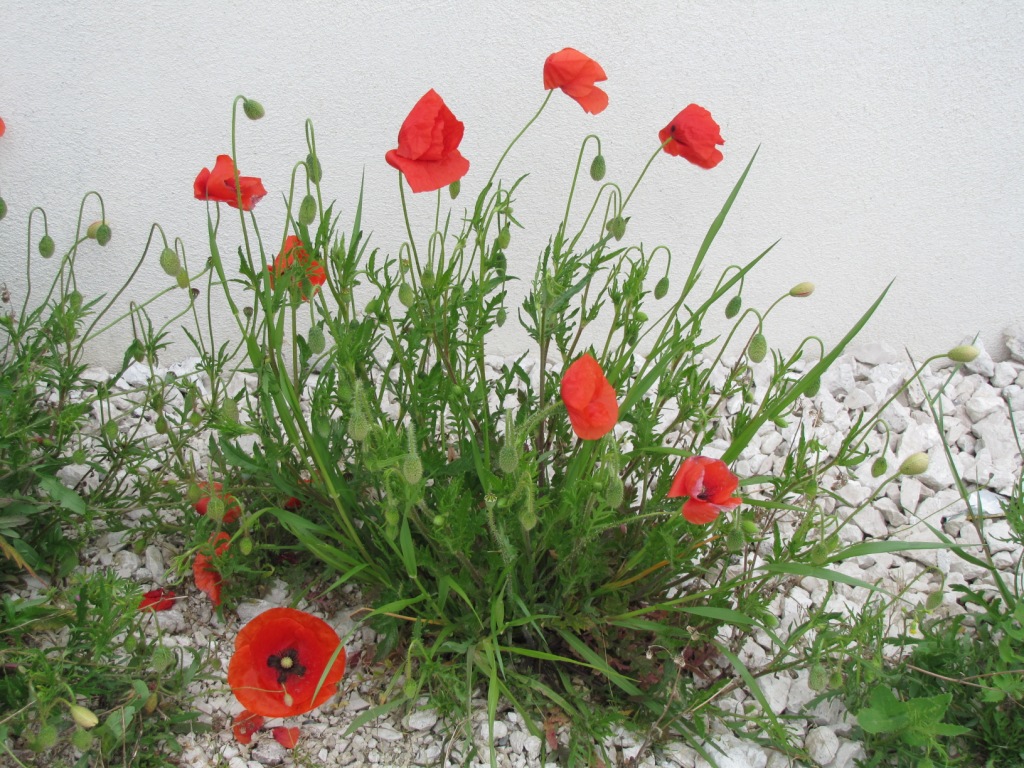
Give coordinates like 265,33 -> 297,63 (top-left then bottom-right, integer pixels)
272,726 -> 301,749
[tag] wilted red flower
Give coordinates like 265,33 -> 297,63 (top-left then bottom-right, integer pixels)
543,48 -> 608,115
228,607 -> 346,718
667,456 -> 742,524
138,588 -> 176,612
560,354 -> 619,441
385,90 -> 470,194
194,481 -> 241,524
232,709 -> 264,745
272,726 -> 301,749
268,236 -> 326,300
194,154 -> 267,211
193,532 -> 231,606
658,104 -> 725,170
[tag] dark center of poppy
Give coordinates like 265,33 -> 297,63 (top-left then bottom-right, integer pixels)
267,648 -> 306,684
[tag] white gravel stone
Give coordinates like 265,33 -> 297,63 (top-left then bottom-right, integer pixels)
804,726 -> 840,765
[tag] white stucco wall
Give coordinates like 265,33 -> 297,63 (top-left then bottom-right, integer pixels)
2,1 -> 1023,369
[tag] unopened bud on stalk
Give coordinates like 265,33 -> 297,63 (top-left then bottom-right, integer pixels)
298,194 -> 317,226
159,248 -> 181,276
741,518 -> 760,536
604,473 -> 624,509
654,277 -> 670,300
947,344 -> 979,363
497,224 -> 511,250
242,98 -> 265,120
725,295 -> 742,319
789,281 -> 815,298
87,220 -> 111,244
589,154 -> 606,181
496,307 -> 507,327
306,154 -> 322,184
176,271 -> 190,289
221,397 -> 239,423
398,283 -> 415,308
606,216 -> 627,241
898,452 -> 929,476
206,495 -> 226,522
402,425 -> 422,485
69,704 -> 99,729
871,457 -> 888,477
726,526 -> 746,552
307,324 -> 325,354
748,333 -> 768,363
71,728 -> 94,751
39,234 -> 55,258
808,664 -> 828,692
30,724 -> 58,752
803,375 -> 821,397
498,440 -> 519,475
448,180 -> 460,200
0,197 -> 7,221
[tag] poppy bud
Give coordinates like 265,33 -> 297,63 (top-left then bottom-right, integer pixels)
496,307 -> 507,327
654,277 -> 669,300
384,504 -> 400,527
925,590 -> 943,612
365,297 -> 380,316
96,223 -> 111,245
206,494 -> 226,522
348,412 -> 369,442
87,220 -> 103,239
30,724 -> 58,752
159,247 -> 181,276
143,692 -> 159,714
724,295 -> 742,319
726,526 -> 746,552
154,415 -> 168,434
402,454 -> 423,485
947,344 -> 979,363
69,290 -> 83,311
69,704 -> 99,729
589,154 -> 606,181
828,670 -> 843,689
308,324 -> 325,354
306,154 -> 322,184
741,518 -> 760,536
490,251 -> 506,272
398,283 -> 415,308
871,457 -> 888,478
176,271 -> 190,289
498,440 -> 519,474
808,663 -> 828,692
604,473 -> 624,509
635,311 -> 648,324
606,216 -> 627,241
748,333 -> 767,363
448,180 -> 460,200
0,197 -> 7,221
298,194 -> 317,226
103,420 -> 119,441
802,375 -> 820,398
760,612 -> 780,629
519,506 -> 538,531
242,98 -> 265,121
421,268 -> 435,290
39,234 -> 55,258
497,224 -> 511,250
789,281 -> 815,298
71,728 -> 94,751
899,452 -> 929,476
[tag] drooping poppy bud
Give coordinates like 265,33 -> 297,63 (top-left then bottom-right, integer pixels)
725,295 -> 742,319
69,704 -> 100,729
399,283 -> 415,308
789,282 -> 815,298
159,247 -> 181,276
654,277 -> 669,300
748,333 -> 767,363
899,452 -> 929,476
947,345 -> 979,363
449,180 -> 461,200
39,234 -> 55,258
298,194 -> 317,226
590,154 -> 606,181
0,197 -> 7,221
242,98 -> 265,121
871,457 -> 888,477
307,324 -> 325,354
176,271 -> 190,289
306,154 -> 322,184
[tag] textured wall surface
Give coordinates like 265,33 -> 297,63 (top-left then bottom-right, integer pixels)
2,1 -> 1022,368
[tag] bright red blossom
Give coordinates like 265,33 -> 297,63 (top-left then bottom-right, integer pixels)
272,726 -> 301,749
385,89 -> 470,194
138,588 -> 176,612
658,104 -> 725,169
268,236 -> 326,300
667,456 -> 742,524
231,710 -> 264,745
560,354 -> 619,440
193,532 -> 231,606
193,481 -> 241,524
194,154 -> 267,211
0,117 -> 6,138
227,607 -> 347,718
543,48 -> 609,115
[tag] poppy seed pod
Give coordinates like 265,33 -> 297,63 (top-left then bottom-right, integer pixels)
242,98 -> 265,121
39,234 -> 55,258
947,344 -> 980,363
298,194 -> 317,226
898,452 -> 930,476
159,247 -> 181,276
590,154 -> 606,181
789,281 -> 815,298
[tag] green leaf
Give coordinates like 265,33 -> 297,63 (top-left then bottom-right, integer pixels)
38,476 -> 86,515
761,561 -> 887,594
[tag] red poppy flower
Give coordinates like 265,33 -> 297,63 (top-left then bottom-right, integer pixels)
193,532 -> 231,606
138,588 -> 176,612
232,709 -> 264,745
667,456 -> 742,524
193,481 -> 241,524
194,154 -> 267,211
560,354 -> 619,441
272,726 -> 301,749
268,236 -> 327,300
228,607 -> 346,718
0,117 -> 6,138
385,89 -> 470,194
543,48 -> 609,115
659,104 -> 724,170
